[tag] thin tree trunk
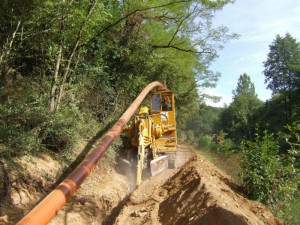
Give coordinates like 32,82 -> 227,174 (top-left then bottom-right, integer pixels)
49,16 -> 65,112
49,43 -> 63,112
55,0 -> 98,111
0,20 -> 21,66
0,21 -> 21,90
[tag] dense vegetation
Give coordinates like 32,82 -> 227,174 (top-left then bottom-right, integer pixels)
181,33 -> 300,224
0,0 -> 236,158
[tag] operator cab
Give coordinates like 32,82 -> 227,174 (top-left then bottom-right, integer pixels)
149,87 -> 177,152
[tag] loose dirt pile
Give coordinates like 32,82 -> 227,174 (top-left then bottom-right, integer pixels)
49,162 -> 130,225
114,143 -> 282,225
0,156 -> 130,225
0,153 -> 64,224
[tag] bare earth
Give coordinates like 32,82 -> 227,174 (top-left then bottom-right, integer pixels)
0,141 -> 282,225
113,142 -> 282,225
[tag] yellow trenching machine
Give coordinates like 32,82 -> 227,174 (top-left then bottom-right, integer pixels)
123,83 -> 177,186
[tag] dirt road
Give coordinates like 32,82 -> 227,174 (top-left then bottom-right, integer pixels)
48,141 -> 194,225
48,141 -> 281,225
1,141 -> 282,224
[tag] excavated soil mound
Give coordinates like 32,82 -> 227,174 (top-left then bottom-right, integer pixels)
0,154 -> 130,225
48,161 -> 131,225
114,154 -> 282,225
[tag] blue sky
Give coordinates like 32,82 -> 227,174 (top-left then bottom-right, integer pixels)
205,0 -> 300,107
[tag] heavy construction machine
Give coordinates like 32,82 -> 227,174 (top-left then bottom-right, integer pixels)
123,83 -> 177,186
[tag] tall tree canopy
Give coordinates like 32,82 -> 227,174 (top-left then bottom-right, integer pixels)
221,73 -> 262,141
0,0 -> 237,154
264,33 -> 300,94
263,33 -> 300,123
232,73 -> 256,97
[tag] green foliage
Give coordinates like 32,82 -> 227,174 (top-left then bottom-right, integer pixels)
0,77 -> 48,156
198,134 -> 213,149
0,75 -> 103,158
253,94 -> 287,134
263,33 -> 300,126
221,73 -> 263,141
264,33 -> 300,95
213,33 -> 300,224
276,193 -> 300,225
213,130 -> 236,155
0,0 -> 238,172
186,104 -> 223,136
240,129 -> 299,208
232,73 -> 256,97
177,129 -> 188,142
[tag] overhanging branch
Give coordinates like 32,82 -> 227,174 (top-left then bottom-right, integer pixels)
152,44 -> 212,54
82,0 -> 192,46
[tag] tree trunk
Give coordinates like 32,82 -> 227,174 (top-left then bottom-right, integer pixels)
49,16 -> 65,112
0,21 -> 21,66
54,0 -> 98,111
49,43 -> 63,112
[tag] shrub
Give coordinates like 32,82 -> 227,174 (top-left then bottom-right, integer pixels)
198,134 -> 212,149
177,129 -> 187,142
240,130 -> 299,207
276,193 -> 300,225
185,130 -> 195,144
212,130 -> 235,155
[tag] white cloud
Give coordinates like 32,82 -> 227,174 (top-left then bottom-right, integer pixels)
203,88 -> 232,108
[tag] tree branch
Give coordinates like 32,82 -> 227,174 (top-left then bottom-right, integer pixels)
167,3 -> 198,46
177,83 -> 198,98
152,44 -> 212,54
82,0 -> 192,46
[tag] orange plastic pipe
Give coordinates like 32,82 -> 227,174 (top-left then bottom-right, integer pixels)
17,81 -> 163,225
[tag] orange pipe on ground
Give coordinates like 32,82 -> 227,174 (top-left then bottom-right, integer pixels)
17,81 -> 163,225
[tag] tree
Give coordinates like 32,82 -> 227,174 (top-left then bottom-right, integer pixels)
263,33 -> 300,123
241,130 -> 299,206
91,0 -> 238,128
221,73 -> 262,141
233,73 -> 256,97
0,0 -> 238,155
264,33 -> 300,95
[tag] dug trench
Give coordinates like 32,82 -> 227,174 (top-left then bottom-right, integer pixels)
0,141 -> 282,225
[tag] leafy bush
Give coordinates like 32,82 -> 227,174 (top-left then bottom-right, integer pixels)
0,88 -> 48,156
0,76 -> 96,157
276,193 -> 300,225
211,130 -> 236,155
240,130 -> 299,208
185,130 -> 195,144
177,129 -> 187,142
198,134 -> 213,149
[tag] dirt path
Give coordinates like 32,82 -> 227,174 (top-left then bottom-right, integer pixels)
1,141 -> 282,225
48,141 -> 193,225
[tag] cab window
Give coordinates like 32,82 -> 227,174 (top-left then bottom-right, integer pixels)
151,94 -> 161,111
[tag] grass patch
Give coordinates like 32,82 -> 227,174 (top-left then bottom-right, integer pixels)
275,193 -> 300,225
